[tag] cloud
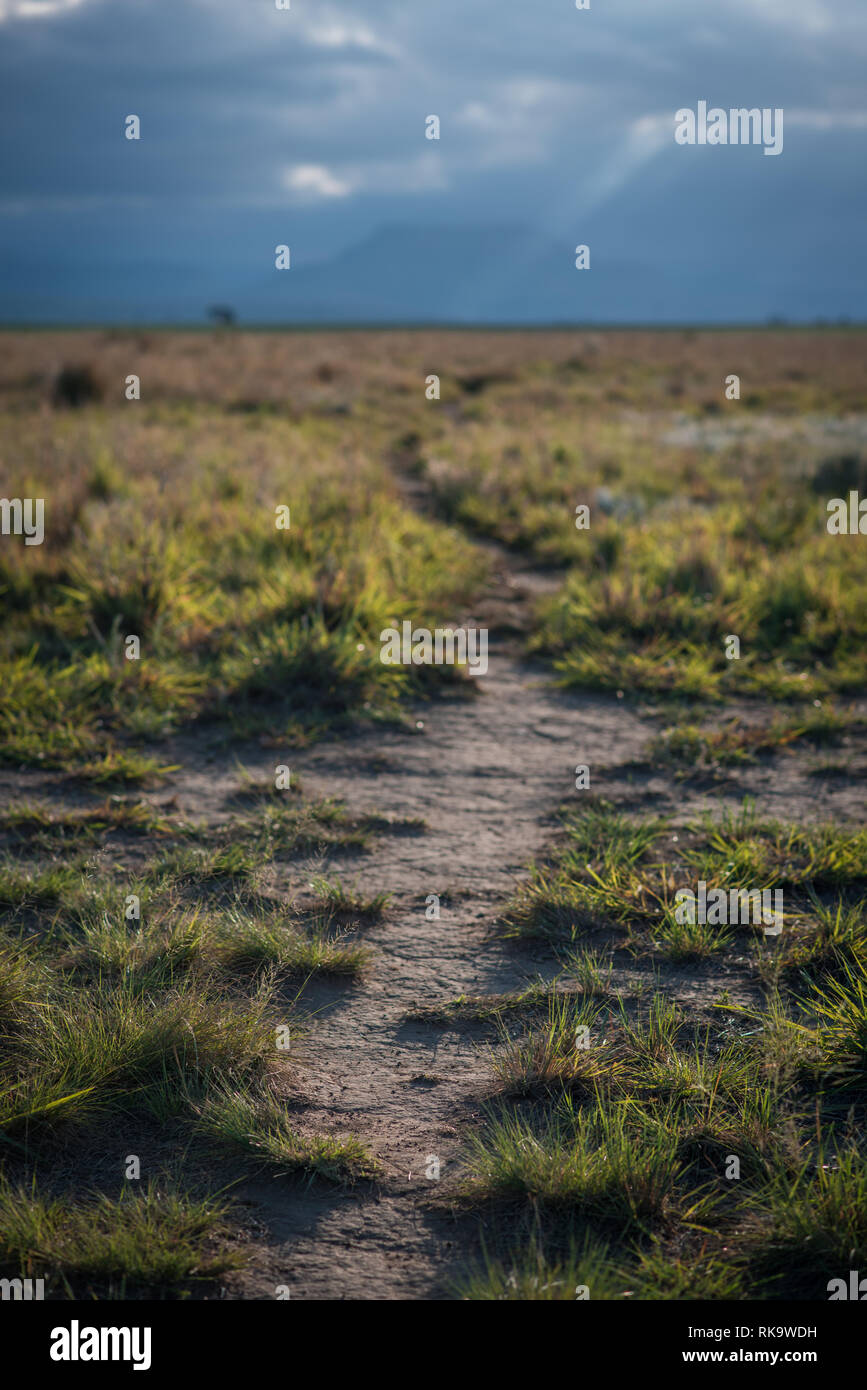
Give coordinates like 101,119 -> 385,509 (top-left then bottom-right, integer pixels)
737,0 -> 833,35
787,109 -> 867,129
283,153 -> 447,203
303,20 -> 400,58
0,0 -> 88,17
283,164 -> 354,201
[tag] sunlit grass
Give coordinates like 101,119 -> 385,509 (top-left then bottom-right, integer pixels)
0,1180 -> 239,1295
0,409 -> 489,772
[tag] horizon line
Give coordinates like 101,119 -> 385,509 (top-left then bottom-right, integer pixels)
1,320 -> 864,333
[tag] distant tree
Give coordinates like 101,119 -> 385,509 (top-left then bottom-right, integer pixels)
207,305 -> 237,327
52,362 -> 104,408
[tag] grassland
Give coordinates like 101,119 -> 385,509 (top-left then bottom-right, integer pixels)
455,800 -> 867,1300
0,326 -> 865,1299
0,780 -> 393,1295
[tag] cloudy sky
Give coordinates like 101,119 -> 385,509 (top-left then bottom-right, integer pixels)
1,0 -> 865,321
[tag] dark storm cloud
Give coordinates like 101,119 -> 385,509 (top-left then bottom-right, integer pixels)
0,0 -> 865,319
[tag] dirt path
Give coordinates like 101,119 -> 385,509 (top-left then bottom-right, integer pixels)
233,656 -> 656,1295
175,512 -> 645,1299
207,533 -> 866,1299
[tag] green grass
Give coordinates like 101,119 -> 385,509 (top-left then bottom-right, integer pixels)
682,805 -> 867,890
773,891 -> 867,979
0,975 -> 278,1134
654,906 -> 733,962
488,996 -> 614,1096
807,954 -> 867,1078
466,1094 -> 690,1230
558,948 -> 614,997
0,860 -> 81,909
404,979 -> 560,1025
193,1087 -> 377,1182
70,751 -> 181,786
306,875 -> 390,921
643,703 -> 861,774
0,1180 -> 239,1296
534,523 -> 867,701
458,1234 -> 624,1301
747,1150 -> 867,1298
457,1227 -> 745,1300
225,797 -> 384,857
464,798 -> 867,1299
415,408 -> 867,700
0,409 -> 489,773
502,801 -> 867,947
211,905 -> 370,979
0,771 -> 384,1292
0,799 -> 175,853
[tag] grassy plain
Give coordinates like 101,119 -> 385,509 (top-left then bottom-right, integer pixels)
0,327 -> 865,1298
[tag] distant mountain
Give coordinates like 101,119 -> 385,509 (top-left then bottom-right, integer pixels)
1,130 -> 864,323
225,223 -> 682,323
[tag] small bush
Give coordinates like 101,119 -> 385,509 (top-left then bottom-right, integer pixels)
52,363 -> 104,408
